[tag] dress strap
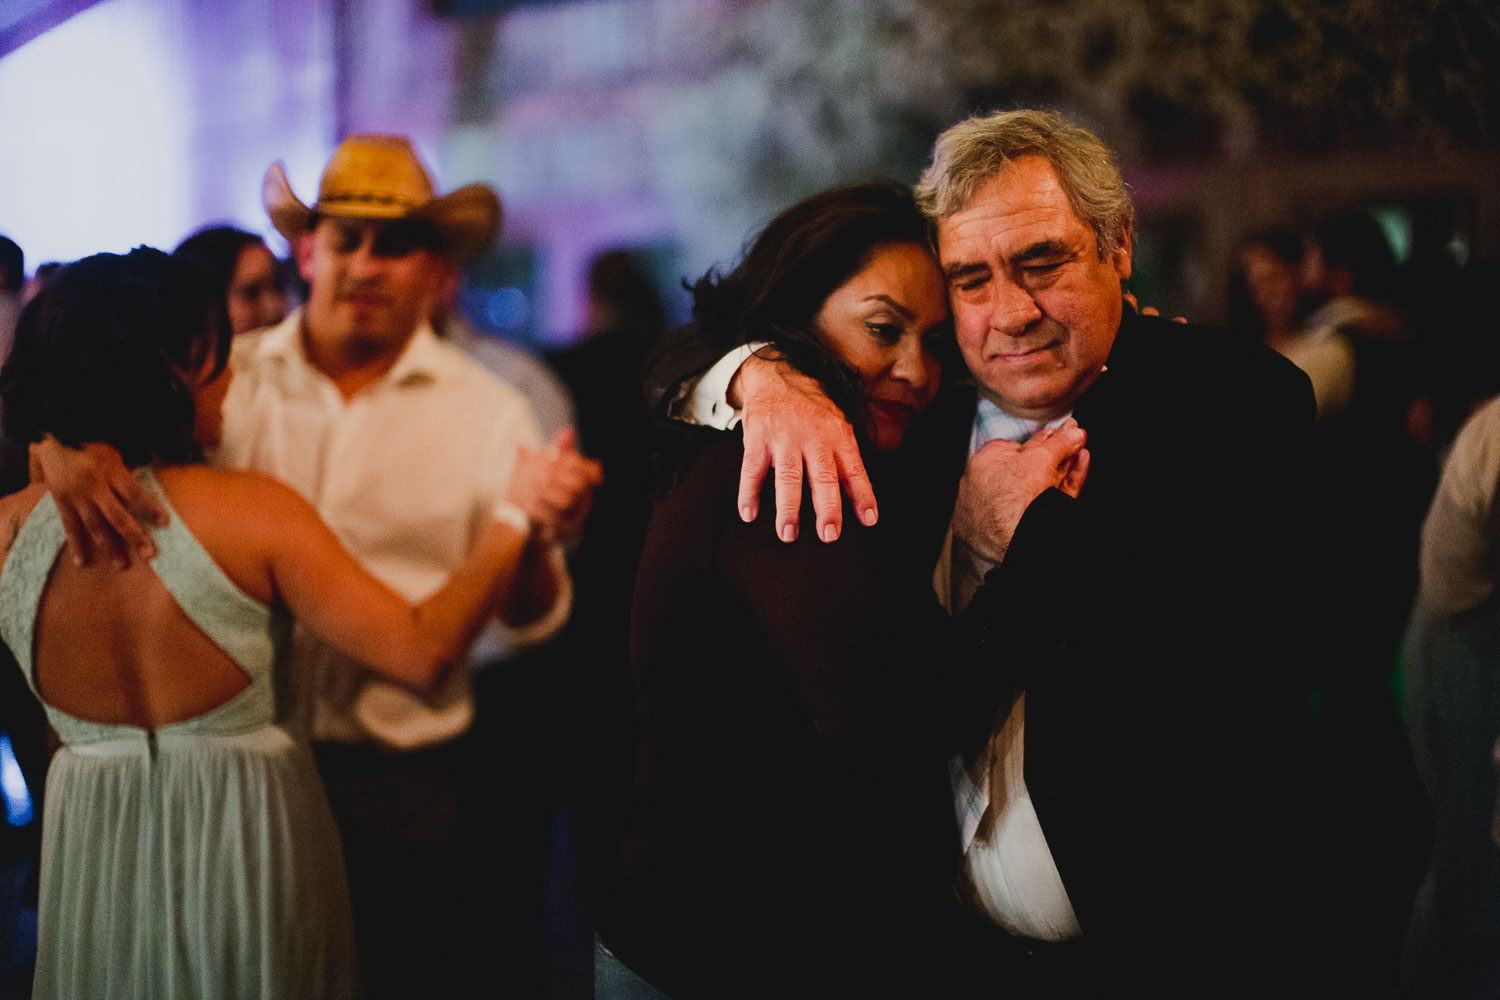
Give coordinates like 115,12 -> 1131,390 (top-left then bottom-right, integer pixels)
0,493 -> 66,697
0,470 -> 284,743
137,468 -> 278,673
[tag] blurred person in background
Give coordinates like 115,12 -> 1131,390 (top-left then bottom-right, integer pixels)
435,267 -> 575,441
1224,208 -> 1446,995
430,257 -> 582,992
1297,209 -> 1406,409
544,248 -> 667,904
0,236 -> 22,366
1393,209 -> 1500,458
0,236 -> 27,474
1397,392 -> 1500,1000
1265,207 -> 1435,993
1228,209 -> 1434,992
1227,229 -> 1305,355
20,263 -> 64,309
28,134 -> 601,998
173,224 -> 288,337
0,232 -> 41,991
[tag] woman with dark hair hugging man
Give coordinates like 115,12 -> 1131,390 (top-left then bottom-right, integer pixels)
0,248 -> 535,998
595,182 -> 1082,999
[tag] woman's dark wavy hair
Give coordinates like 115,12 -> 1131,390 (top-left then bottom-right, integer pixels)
0,246 -> 231,467
687,180 -> 943,428
173,225 -> 267,295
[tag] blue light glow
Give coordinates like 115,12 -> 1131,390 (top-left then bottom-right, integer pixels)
485,287 -> 531,332
0,733 -> 34,827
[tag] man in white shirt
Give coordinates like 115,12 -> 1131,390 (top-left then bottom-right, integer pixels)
658,110 -> 1322,996
38,134 -> 601,997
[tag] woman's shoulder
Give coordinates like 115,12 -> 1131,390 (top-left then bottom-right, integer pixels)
154,465 -> 307,513
153,465 -> 317,550
150,466 -> 310,606
0,484 -> 50,562
638,434 -> 751,583
655,433 -> 747,515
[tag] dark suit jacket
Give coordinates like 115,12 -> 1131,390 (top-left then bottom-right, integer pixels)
951,310 -> 1321,997
635,308 -> 1322,998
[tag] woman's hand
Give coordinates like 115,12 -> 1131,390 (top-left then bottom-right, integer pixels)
1123,292 -> 1187,323
28,437 -> 167,568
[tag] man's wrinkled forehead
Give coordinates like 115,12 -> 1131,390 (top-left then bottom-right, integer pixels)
951,157 -> 1076,219
940,159 -> 1106,261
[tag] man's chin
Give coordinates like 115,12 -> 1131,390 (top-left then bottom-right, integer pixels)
981,385 -> 1073,422
344,303 -> 393,328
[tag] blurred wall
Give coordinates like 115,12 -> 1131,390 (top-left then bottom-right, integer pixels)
0,0 -> 336,266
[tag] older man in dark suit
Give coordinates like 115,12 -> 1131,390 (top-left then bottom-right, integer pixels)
662,109 -> 1324,997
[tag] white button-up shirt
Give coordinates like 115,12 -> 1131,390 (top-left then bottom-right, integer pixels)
948,397 -> 1080,941
216,309 -> 571,749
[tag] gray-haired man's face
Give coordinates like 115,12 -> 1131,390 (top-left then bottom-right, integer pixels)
936,156 -> 1131,421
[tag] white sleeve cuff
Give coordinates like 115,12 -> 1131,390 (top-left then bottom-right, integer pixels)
488,499 -> 532,535
466,543 -> 573,666
671,342 -> 769,430
507,542 -> 572,647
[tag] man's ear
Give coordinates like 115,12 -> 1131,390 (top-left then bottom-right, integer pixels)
293,232 -> 318,282
1111,226 -> 1133,282
426,259 -> 460,327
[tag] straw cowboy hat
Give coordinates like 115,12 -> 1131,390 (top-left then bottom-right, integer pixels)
262,134 -> 501,263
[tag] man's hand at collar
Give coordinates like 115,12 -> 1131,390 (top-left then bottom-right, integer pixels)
29,436 -> 167,569
733,353 -> 878,543
952,419 -> 1089,564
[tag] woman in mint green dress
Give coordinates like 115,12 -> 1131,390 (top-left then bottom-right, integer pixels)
0,249 -> 535,998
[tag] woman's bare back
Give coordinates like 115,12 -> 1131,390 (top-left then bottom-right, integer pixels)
3,455 -> 530,726
0,467 -> 280,730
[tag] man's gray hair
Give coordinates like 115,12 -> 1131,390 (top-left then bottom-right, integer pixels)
914,109 -> 1134,260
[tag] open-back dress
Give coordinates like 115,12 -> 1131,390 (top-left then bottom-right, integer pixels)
0,469 -> 357,999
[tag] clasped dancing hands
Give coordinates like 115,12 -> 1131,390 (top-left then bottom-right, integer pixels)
507,427 -> 603,546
